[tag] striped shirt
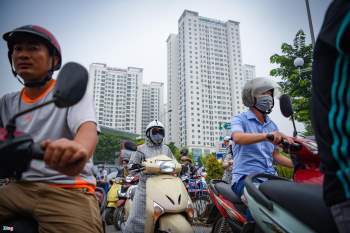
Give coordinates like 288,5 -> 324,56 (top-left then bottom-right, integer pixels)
311,0 -> 350,206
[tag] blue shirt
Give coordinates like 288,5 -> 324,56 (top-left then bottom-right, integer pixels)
231,110 -> 278,184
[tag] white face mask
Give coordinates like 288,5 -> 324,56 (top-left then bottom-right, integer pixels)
255,95 -> 274,114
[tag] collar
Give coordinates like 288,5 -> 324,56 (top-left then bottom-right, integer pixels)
246,109 -> 271,125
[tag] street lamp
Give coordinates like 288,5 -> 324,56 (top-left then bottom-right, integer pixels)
294,57 -> 305,76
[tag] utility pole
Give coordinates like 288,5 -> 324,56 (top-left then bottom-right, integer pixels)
305,0 -> 316,47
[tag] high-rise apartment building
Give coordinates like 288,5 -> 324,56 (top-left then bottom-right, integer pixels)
166,34 -> 181,147
90,63 -> 143,134
243,64 -> 256,83
167,10 -> 246,158
141,82 -> 164,135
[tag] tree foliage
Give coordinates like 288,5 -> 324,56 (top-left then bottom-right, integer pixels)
94,131 -> 137,164
270,30 -> 314,135
203,154 -> 224,181
167,142 -> 181,161
167,142 -> 194,162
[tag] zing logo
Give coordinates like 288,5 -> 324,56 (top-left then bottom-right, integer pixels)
2,226 -> 14,232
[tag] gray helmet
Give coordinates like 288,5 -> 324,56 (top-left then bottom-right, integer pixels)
242,78 -> 279,107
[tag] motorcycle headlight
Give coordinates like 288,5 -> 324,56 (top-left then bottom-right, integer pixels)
158,161 -> 176,173
125,176 -> 133,183
153,201 -> 165,224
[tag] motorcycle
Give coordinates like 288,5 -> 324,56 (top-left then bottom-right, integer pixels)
207,94 -> 325,233
113,174 -> 139,231
0,62 -> 105,233
124,154 -> 195,233
181,174 -> 211,222
103,176 -> 123,225
243,94 -> 338,233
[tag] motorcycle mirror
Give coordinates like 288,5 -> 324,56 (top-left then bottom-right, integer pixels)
279,94 -> 298,137
5,62 -> 88,138
279,94 -> 293,118
53,62 -> 88,108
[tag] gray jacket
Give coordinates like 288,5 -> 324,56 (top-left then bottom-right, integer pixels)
123,139 -> 174,233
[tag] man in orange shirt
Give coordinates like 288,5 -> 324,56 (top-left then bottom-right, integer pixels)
0,25 -> 102,232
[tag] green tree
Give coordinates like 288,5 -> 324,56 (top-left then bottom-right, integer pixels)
167,142 -> 180,161
270,30 -> 314,135
204,154 -> 223,181
94,133 -> 121,163
94,129 -> 138,164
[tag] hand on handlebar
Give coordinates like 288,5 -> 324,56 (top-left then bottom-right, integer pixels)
266,131 -> 294,145
42,139 -> 89,176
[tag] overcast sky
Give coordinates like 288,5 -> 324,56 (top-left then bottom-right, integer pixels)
0,0 -> 332,135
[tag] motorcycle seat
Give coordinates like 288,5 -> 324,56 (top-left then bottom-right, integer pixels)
214,182 -> 242,204
2,218 -> 38,233
259,180 -> 338,233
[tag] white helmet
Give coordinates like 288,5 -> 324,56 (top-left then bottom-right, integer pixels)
224,136 -> 231,141
242,78 -> 280,107
145,120 -> 165,145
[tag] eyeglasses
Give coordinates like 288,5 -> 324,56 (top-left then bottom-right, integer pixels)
151,127 -> 164,136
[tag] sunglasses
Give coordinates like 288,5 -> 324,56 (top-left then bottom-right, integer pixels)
151,127 -> 165,136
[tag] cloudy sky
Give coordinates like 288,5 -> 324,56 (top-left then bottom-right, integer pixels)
0,0 -> 332,135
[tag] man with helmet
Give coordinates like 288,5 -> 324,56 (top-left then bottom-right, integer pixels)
0,25 -> 102,232
124,120 -> 174,233
222,136 -> 234,183
230,78 -> 293,217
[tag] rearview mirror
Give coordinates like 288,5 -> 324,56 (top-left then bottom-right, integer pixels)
5,62 -> 89,138
279,94 -> 298,137
54,62 -> 88,108
279,94 -> 293,118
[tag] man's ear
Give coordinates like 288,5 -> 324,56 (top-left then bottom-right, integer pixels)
53,55 -> 59,68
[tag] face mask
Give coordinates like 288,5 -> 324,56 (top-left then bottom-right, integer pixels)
150,133 -> 164,145
255,95 -> 274,114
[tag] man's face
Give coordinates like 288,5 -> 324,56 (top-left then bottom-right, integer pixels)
11,37 -> 56,81
223,140 -> 229,146
122,160 -> 128,168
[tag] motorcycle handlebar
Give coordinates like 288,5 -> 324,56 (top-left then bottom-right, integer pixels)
31,143 -> 44,160
266,134 -> 302,150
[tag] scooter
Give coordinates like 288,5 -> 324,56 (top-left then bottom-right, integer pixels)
207,94 -> 324,233
0,63 -> 105,233
181,174 -> 211,222
113,174 -> 139,230
124,154 -> 195,233
103,176 -> 124,225
243,94 -> 338,233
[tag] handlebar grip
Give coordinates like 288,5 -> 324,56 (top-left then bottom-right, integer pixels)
266,133 -> 274,141
31,143 -> 44,160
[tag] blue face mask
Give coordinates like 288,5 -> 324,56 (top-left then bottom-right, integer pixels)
150,133 -> 164,145
255,95 -> 274,114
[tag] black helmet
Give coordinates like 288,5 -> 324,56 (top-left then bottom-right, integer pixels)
3,25 -> 62,86
180,148 -> 188,155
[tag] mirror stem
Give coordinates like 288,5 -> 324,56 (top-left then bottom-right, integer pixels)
6,99 -> 56,138
291,114 -> 298,137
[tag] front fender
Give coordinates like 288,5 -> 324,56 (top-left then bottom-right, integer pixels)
159,214 -> 193,233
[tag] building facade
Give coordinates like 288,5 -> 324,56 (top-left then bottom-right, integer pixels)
90,63 -> 143,134
141,82 -> 165,135
243,64 -> 256,83
167,10 -> 246,158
